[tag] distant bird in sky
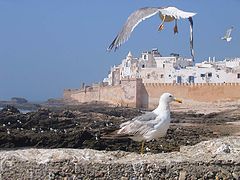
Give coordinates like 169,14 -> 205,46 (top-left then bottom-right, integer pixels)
221,26 -> 233,42
117,92 -> 182,154
107,6 -> 197,60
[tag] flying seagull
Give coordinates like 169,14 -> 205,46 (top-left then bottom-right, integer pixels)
221,27 -> 233,42
107,6 -> 196,60
117,92 -> 182,154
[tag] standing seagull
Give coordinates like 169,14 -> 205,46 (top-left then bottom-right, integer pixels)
117,92 -> 182,154
221,26 -> 233,42
107,6 -> 196,60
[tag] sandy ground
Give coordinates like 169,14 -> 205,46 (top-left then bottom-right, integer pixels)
172,99 -> 240,114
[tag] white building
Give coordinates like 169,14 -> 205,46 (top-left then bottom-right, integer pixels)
103,49 -> 240,85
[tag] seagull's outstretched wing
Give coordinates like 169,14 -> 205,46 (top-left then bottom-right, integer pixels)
226,27 -> 233,38
107,7 -> 160,51
221,27 -> 233,42
189,17 -> 194,60
159,6 -> 196,19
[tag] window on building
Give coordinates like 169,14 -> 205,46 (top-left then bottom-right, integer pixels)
143,55 -> 147,60
169,74 -> 171,77
208,73 -> 212,77
200,74 -> 205,77
160,74 -> 164,78
142,64 -> 145,68
237,74 -> 240,79
125,61 -> 130,67
177,76 -> 182,83
188,76 -> 194,83
147,74 -> 150,79
163,64 -> 165,68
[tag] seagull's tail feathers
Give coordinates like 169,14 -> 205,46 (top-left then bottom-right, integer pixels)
119,121 -> 132,128
117,126 -> 129,134
101,129 -> 132,140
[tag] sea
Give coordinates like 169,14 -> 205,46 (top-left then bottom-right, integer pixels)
0,107 -> 32,114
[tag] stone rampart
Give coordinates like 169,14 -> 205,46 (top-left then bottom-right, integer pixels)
64,80 -> 240,109
144,82 -> 240,108
64,78 -> 142,107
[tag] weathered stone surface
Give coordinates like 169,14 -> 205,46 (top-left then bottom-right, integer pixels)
0,136 -> 239,179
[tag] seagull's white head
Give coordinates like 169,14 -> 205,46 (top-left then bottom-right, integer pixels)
159,93 -> 182,104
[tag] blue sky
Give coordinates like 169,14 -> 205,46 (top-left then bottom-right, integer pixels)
0,0 -> 239,101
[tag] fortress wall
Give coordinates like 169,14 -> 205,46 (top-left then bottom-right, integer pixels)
70,88 -> 99,103
63,89 -> 82,102
64,80 -> 240,109
64,79 -> 139,107
100,79 -> 139,107
143,83 -> 240,108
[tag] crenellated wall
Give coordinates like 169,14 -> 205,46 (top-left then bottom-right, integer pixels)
64,79 -> 240,109
143,82 -> 240,109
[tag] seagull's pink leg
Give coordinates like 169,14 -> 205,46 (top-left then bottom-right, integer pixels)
174,19 -> 178,34
158,15 -> 166,31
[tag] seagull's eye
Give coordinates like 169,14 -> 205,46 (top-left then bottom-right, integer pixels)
169,95 -> 172,97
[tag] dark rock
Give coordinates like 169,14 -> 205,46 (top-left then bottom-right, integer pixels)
0,104 -> 239,154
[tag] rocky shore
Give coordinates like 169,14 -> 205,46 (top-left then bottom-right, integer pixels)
0,103 -> 239,178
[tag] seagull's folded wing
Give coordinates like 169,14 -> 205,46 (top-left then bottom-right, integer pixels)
118,118 -> 159,136
131,112 -> 158,122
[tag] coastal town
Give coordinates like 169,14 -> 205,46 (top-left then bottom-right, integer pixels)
104,48 -> 240,85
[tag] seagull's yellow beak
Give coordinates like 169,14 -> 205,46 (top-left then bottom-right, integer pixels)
174,98 -> 182,103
